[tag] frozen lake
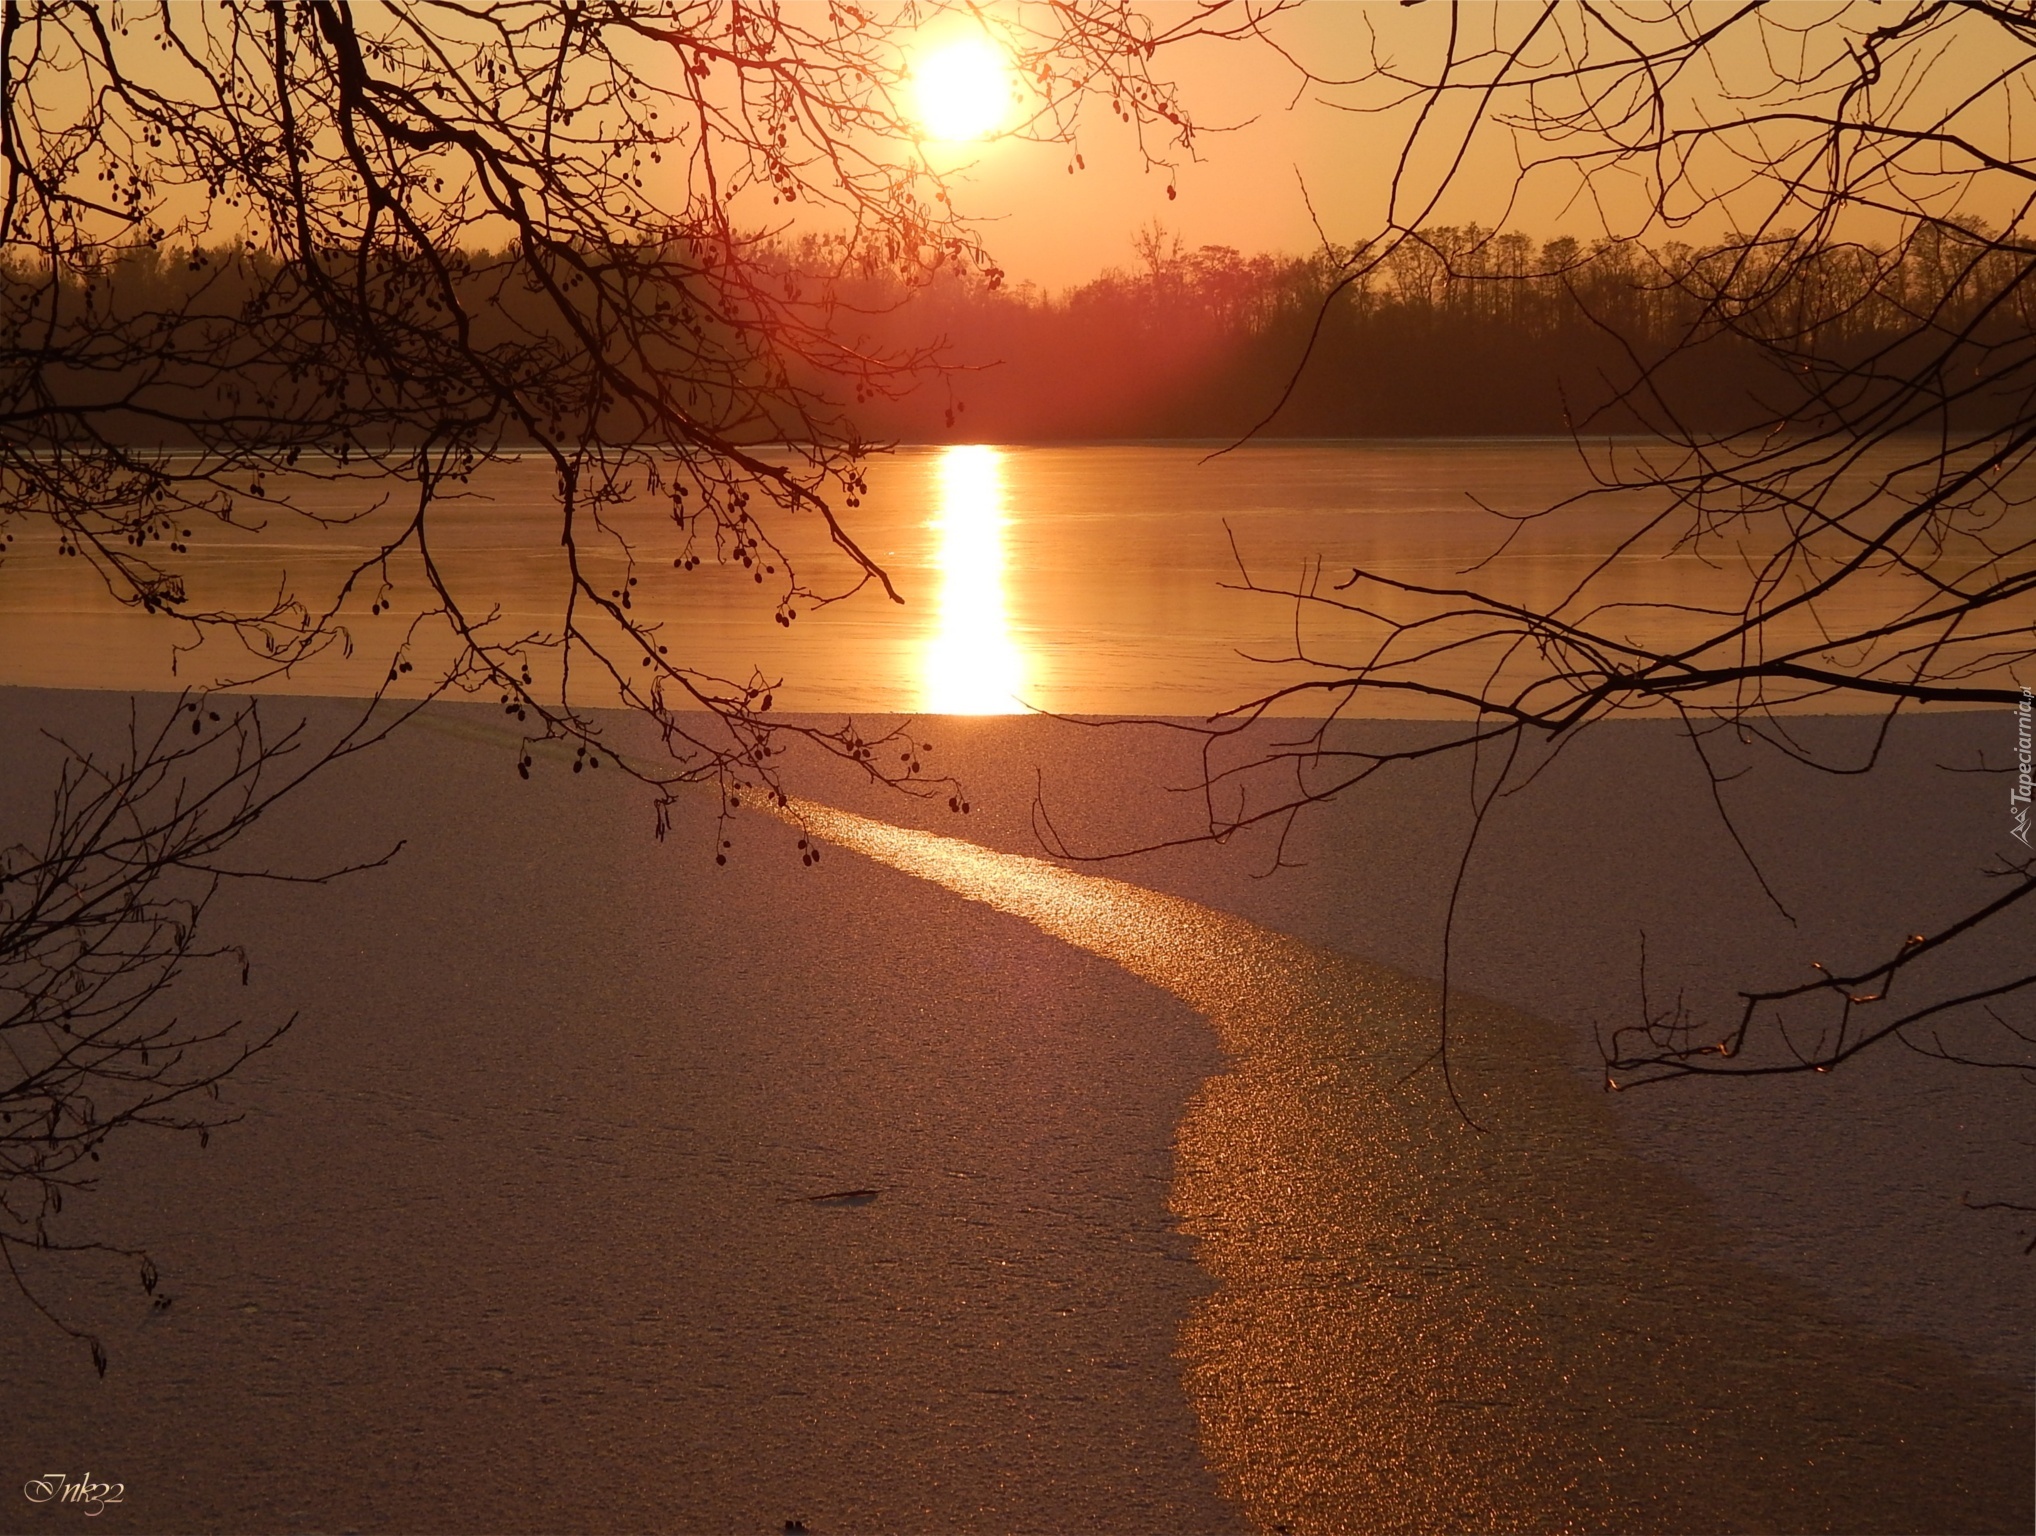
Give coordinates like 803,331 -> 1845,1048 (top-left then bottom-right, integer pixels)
2,439 -> 2016,715
2,440 -> 2029,1530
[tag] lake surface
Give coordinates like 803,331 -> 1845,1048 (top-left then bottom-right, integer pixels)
4,697 -> 2027,1532
4,439 -> 2031,1530
2,440 -> 2014,713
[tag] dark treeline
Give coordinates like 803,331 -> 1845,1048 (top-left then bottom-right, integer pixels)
13,220 -> 2033,449
0,236 -> 860,461
836,221 -> 2036,441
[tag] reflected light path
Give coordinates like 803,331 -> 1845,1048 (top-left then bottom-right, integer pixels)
777,795 -> 2030,1535
922,446 -> 1028,714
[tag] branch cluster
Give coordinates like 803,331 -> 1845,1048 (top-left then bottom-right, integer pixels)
1,694 -> 400,1370
0,0 -> 1281,822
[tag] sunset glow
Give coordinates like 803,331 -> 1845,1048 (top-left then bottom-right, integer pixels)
909,36 -> 1013,142
923,445 -> 1026,713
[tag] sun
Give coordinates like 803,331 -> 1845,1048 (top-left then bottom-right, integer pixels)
910,36 -> 1013,142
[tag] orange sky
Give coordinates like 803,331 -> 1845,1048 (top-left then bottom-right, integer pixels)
931,1 -> 1694,290
929,0 -> 2028,291
934,3 -> 1416,289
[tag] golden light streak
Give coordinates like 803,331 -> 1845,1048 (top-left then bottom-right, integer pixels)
767,798 -> 2027,1534
922,445 -> 1026,713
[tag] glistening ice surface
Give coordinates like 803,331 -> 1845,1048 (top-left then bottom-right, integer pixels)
3,697 -> 2029,1531
783,797 -> 2031,1533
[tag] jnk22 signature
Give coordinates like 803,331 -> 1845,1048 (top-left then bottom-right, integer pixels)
23,1472 -> 126,1517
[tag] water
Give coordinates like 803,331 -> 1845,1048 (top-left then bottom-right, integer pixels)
3,440 -> 2016,713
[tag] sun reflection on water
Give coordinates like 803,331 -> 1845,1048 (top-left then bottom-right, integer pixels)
922,445 -> 1027,714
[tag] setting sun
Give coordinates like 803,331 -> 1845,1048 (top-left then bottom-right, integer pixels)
909,36 -> 1013,142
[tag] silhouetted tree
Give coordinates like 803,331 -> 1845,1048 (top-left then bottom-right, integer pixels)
1084,3 -> 2036,1105
1,693 -> 414,1372
1,0 -> 1286,812
0,0 -> 1287,1363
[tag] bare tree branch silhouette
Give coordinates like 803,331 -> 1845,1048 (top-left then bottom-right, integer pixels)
1044,3 -> 2036,1109
1,690 -> 424,1372
0,0 -> 1294,1364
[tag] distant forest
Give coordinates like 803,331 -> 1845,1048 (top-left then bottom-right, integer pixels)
840,221 -> 2036,441
11,221 -> 2030,446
